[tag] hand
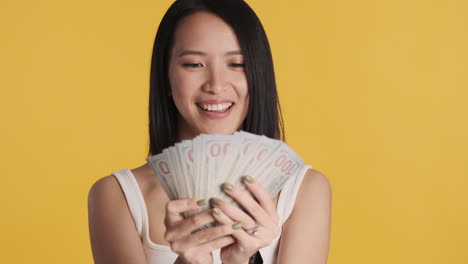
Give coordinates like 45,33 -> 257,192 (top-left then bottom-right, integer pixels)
164,198 -> 237,264
209,176 -> 281,264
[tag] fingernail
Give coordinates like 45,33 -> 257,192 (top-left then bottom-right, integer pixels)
209,197 -> 222,206
232,222 -> 243,230
242,175 -> 253,183
221,182 -> 234,191
196,199 -> 207,206
212,207 -> 221,215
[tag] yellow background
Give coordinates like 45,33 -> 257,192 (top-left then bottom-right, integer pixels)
1,0 -> 467,263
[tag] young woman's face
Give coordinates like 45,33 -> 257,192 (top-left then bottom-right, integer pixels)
168,11 -> 249,140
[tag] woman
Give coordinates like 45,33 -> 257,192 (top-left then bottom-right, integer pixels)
88,0 -> 332,263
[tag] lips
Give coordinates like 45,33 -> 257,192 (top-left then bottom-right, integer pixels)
196,100 -> 235,113
196,100 -> 235,119
196,102 -> 234,112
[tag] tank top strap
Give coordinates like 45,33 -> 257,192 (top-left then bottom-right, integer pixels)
112,168 -> 148,237
277,165 -> 312,225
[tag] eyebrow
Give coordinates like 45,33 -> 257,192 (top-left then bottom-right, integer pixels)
177,50 -> 243,57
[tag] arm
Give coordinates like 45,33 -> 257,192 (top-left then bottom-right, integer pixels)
276,169 -> 332,264
87,176 -> 147,264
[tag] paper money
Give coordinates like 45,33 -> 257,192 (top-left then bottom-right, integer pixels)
146,131 -> 305,217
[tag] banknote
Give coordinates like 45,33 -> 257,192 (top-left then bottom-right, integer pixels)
146,131 -> 305,217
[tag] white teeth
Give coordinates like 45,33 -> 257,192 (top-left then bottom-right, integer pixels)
199,102 -> 233,112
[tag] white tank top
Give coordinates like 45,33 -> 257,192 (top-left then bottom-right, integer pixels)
112,164 -> 311,264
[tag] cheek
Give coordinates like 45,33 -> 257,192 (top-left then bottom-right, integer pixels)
231,74 -> 249,98
233,77 -> 249,116
169,71 -> 197,104
238,77 -> 249,112
239,84 -> 249,108
171,87 -> 193,116
168,75 -> 190,116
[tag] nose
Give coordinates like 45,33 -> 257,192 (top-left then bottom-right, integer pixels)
202,66 -> 228,94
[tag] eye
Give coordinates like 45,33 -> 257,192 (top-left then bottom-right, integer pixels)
182,63 -> 204,68
229,63 -> 245,68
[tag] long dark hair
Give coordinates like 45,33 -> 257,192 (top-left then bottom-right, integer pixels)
148,0 -> 284,156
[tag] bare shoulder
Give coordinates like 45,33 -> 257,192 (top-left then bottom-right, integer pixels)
291,168 -> 332,221
88,174 -> 127,222
276,168 -> 332,263
88,164 -> 158,204
88,174 -> 121,203
299,168 -> 332,200
87,167 -> 148,264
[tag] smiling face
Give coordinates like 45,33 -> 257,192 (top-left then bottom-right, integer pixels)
168,11 -> 249,140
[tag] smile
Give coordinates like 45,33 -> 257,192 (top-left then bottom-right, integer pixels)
196,102 -> 234,112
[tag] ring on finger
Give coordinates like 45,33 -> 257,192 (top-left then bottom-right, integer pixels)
246,224 -> 259,236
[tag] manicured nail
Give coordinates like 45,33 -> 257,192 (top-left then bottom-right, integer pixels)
212,207 -> 221,215
221,182 -> 234,191
196,199 -> 207,206
209,197 -> 222,206
232,222 -> 243,230
242,175 -> 253,183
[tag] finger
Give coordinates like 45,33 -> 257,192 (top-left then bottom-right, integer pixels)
178,236 -> 235,264
210,207 -> 234,224
212,210 -> 264,255
211,207 -> 277,256
211,206 -> 261,238
211,207 -> 263,241
165,210 -> 216,242
172,223 -> 235,252
220,182 -> 271,226
241,176 -> 278,220
165,198 -> 208,226
209,197 -> 256,230
230,225 -> 265,248
196,235 -> 235,255
213,207 -> 280,243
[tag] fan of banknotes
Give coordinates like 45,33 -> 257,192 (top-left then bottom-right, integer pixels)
146,131 -> 304,216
